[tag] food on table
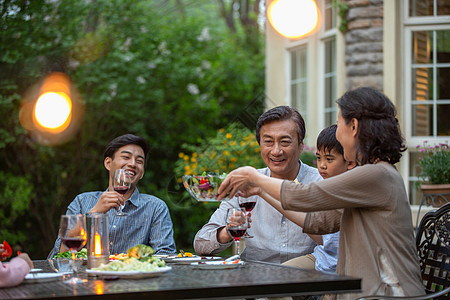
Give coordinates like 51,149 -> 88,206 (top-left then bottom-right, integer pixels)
93,256 -> 165,272
177,250 -> 193,257
1,240 -> 12,258
127,244 -> 154,259
182,172 -> 230,202
54,248 -> 88,259
93,244 -> 164,272
109,253 -> 128,260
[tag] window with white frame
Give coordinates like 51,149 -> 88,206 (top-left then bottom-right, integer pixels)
321,0 -> 337,127
405,0 -> 450,204
290,45 -> 308,121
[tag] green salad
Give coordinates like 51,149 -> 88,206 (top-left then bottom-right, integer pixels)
54,248 -> 87,259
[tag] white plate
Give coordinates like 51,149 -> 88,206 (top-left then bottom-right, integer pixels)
170,256 -> 221,264
191,261 -> 245,269
24,273 -> 64,283
29,268 -> 43,273
86,266 -> 172,279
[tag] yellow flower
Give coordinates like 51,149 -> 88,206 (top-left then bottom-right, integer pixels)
185,165 -> 191,171
229,163 -> 235,169
183,155 -> 189,161
226,133 -> 232,139
255,148 -> 260,153
230,157 -> 238,163
192,152 -> 197,158
177,177 -> 182,183
178,152 -> 184,158
240,141 -> 245,146
192,163 -> 197,170
230,141 -> 236,146
219,128 -> 224,133
190,156 -> 196,162
223,150 -> 230,156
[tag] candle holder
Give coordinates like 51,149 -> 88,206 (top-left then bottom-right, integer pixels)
86,212 -> 109,269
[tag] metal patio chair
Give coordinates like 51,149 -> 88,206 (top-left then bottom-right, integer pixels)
358,202 -> 450,300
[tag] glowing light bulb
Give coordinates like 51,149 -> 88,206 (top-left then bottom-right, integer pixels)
268,0 -> 319,38
34,92 -> 72,131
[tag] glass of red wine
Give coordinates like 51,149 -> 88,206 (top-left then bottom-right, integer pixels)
226,208 -> 248,258
59,214 -> 87,284
113,169 -> 131,216
238,196 -> 256,238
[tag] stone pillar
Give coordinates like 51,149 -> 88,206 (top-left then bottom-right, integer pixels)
344,0 -> 384,90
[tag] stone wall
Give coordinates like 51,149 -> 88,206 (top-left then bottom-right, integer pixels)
344,0 -> 384,90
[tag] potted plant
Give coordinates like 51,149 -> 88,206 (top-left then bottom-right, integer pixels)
416,141 -> 450,207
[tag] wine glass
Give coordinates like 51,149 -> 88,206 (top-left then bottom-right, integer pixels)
59,214 -> 87,284
226,208 -> 248,258
238,196 -> 256,238
113,169 -> 131,216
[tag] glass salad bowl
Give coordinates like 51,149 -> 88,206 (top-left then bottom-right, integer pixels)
182,173 -> 230,202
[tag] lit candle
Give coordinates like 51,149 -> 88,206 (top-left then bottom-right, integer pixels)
94,232 -> 102,256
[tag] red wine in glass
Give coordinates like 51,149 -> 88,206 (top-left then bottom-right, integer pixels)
226,208 -> 248,258
62,237 -> 85,251
227,228 -> 246,241
114,186 -> 129,195
238,197 -> 256,238
59,214 -> 87,284
239,201 -> 256,212
113,169 -> 131,216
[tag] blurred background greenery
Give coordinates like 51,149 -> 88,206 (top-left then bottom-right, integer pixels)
0,0 -> 315,258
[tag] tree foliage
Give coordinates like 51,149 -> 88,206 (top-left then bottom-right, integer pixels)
0,0 -> 264,257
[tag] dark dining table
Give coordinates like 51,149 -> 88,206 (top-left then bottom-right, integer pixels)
0,259 -> 361,299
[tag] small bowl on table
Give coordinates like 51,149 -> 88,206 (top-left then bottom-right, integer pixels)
182,173 -> 230,202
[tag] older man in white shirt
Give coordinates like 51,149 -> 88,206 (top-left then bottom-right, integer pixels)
194,106 -> 322,263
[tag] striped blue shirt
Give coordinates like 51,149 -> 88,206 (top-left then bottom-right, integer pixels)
48,188 -> 176,258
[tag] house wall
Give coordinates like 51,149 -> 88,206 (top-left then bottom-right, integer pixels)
345,0 -> 384,90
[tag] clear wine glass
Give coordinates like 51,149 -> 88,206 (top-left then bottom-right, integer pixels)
113,169 -> 131,216
59,214 -> 87,284
238,196 -> 256,238
226,208 -> 248,258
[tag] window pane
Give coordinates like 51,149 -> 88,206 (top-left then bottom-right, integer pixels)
437,0 -> 450,16
325,77 -> 334,106
409,0 -> 450,16
299,49 -> 307,78
325,39 -> 335,73
412,31 -> 431,64
412,103 -> 433,136
412,67 -> 433,100
409,152 -> 422,205
291,84 -> 297,108
325,111 -> 333,127
437,67 -> 450,99
291,52 -> 297,79
409,0 -> 433,16
324,0 -> 336,31
437,104 -> 450,135
436,30 -> 450,63
299,81 -> 307,111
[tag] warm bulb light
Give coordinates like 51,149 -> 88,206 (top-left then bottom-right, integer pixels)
94,232 -> 102,256
268,0 -> 319,38
33,92 -> 72,131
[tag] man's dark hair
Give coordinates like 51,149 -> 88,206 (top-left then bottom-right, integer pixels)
103,134 -> 150,165
316,125 -> 344,156
255,106 -> 305,145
